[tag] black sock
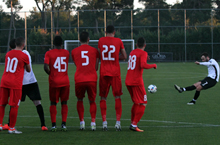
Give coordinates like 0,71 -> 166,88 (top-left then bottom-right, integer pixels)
193,91 -> 200,100
36,105 -> 46,127
52,122 -> 56,127
185,85 -> 196,91
62,122 -> 66,126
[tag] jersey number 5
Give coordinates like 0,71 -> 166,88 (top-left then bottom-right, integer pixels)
6,57 -> 18,73
53,57 -> 67,72
81,51 -> 89,66
128,55 -> 136,70
102,45 -> 115,61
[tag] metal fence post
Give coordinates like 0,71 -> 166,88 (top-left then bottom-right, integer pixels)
158,9 -> 160,53
131,10 -> 133,39
104,10 -> 106,37
78,11 -> 80,40
184,9 -> 186,62
25,12 -> 27,50
211,9 -> 213,58
51,11 -> 53,49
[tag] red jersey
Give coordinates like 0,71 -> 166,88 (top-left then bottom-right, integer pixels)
125,49 -> 156,86
71,44 -> 99,83
98,37 -> 124,76
0,50 -> 29,89
44,49 -> 70,87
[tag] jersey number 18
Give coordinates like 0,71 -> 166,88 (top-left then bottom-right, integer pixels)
127,55 -> 136,70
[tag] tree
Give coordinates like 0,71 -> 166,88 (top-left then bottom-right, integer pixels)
34,0 -> 50,30
4,0 -> 23,52
172,0 -> 213,26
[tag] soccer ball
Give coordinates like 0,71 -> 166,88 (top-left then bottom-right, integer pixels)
148,84 -> 157,93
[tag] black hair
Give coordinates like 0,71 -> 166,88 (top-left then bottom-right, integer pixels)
9,38 -> 16,49
80,31 -> 89,43
137,37 -> 146,48
15,37 -> 25,47
53,35 -> 63,46
201,52 -> 209,57
106,25 -> 115,34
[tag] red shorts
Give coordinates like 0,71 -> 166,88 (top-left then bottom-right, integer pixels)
0,87 -> 22,107
75,82 -> 97,102
49,86 -> 70,103
126,85 -> 147,104
99,75 -> 123,98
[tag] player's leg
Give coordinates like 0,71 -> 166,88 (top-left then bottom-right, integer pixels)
129,85 -> 147,132
8,89 -> 22,134
87,82 -> 97,131
60,86 -> 69,131
112,76 -> 123,131
75,83 -> 86,130
49,86 -> 59,131
0,87 -> 9,131
187,82 -> 202,105
26,83 -> 48,130
99,76 -> 111,131
174,84 -> 196,93
33,100 -> 48,130
126,86 -> 135,124
188,78 -> 217,105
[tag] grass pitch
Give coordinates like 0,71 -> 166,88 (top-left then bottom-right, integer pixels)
0,63 -> 220,145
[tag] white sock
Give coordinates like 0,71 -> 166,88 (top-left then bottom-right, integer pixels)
131,124 -> 137,127
183,88 -> 186,91
80,121 -> 85,125
116,121 -> 120,124
91,122 -> 96,126
103,121 -> 107,125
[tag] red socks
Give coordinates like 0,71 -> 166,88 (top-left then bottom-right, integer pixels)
100,100 -> 107,122
61,104 -> 68,123
50,105 -> 57,123
90,102 -> 97,123
131,103 -> 138,124
132,104 -> 146,126
0,105 -> 5,125
77,101 -> 84,121
115,98 -> 122,121
9,106 -> 18,128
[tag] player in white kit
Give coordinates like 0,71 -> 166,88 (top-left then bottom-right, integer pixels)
2,42 -> 48,131
174,52 -> 219,105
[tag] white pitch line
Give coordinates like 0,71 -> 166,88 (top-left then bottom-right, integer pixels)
5,115 -> 220,128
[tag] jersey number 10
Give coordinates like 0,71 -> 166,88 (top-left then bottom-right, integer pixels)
6,57 -> 18,73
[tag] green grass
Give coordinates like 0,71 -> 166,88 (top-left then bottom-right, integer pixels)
1,63 -> 220,145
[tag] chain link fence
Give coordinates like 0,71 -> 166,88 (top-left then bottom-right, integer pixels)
0,9 -> 220,63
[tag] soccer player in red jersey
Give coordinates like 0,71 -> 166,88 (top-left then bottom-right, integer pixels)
71,32 -> 99,131
44,36 -> 70,132
98,25 -> 127,131
125,37 -> 157,132
0,37 -> 31,134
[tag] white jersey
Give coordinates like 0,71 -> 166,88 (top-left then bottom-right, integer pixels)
22,50 -> 37,85
199,58 -> 220,82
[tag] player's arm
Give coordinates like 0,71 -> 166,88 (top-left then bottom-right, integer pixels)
95,58 -> 99,71
196,61 -> 212,66
141,62 -> 157,69
141,53 -> 157,69
119,49 -> 127,60
25,64 -> 31,72
95,50 -> 100,71
44,63 -> 50,75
